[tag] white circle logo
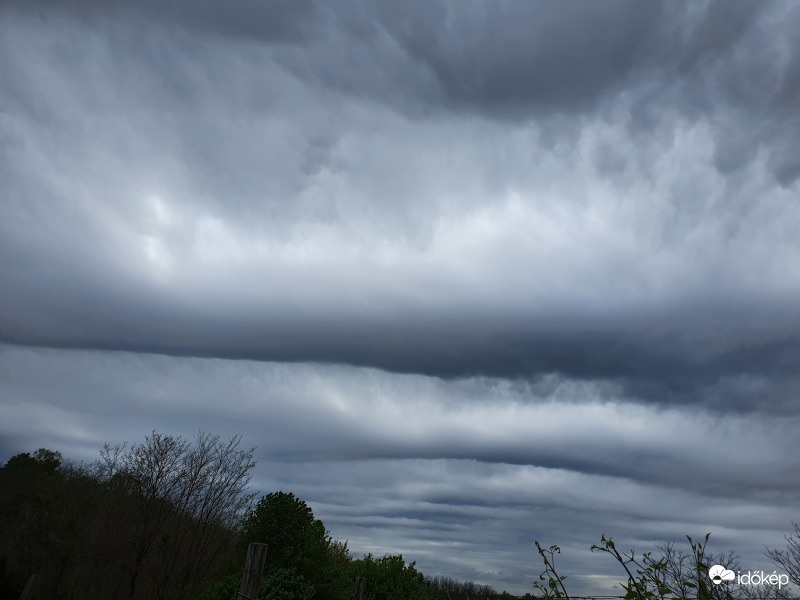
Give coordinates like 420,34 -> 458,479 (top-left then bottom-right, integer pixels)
709,564 -> 736,585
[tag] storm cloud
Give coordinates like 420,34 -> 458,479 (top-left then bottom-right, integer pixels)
1,0 -> 799,594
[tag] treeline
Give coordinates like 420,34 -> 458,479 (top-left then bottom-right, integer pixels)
0,431 -> 506,600
425,576 -> 496,596
424,576 -> 541,600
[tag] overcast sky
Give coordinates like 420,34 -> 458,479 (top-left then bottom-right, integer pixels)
2,0 -> 800,594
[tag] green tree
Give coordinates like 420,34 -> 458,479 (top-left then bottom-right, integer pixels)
3,448 -> 63,474
351,554 -> 437,600
243,492 -> 331,574
241,491 -> 354,599
260,567 -> 316,600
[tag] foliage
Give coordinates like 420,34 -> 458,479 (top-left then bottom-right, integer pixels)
649,535 -> 780,600
534,532 -> 794,600
3,448 -> 63,474
239,491 -> 356,599
316,538 -> 356,600
210,493 -> 440,600
533,534 -> 715,600
425,574 -> 497,597
532,542 -> 570,600
351,553 -> 438,600
590,534 -> 676,600
260,567 -> 316,600
198,572 -> 240,600
243,491 -> 331,574
0,431 -> 254,600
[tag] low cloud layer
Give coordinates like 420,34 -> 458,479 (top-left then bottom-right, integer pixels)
1,0 -> 799,594
1,344 -> 797,593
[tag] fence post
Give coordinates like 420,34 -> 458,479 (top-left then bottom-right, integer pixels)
18,574 -> 40,600
352,576 -> 365,600
238,542 -> 268,600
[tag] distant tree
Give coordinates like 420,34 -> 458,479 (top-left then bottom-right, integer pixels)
425,574 -> 497,597
3,448 -> 63,474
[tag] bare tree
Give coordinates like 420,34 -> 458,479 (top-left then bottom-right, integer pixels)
655,538 -> 788,600
767,522 -> 800,589
654,539 -> 738,600
100,430 -> 256,600
534,534 -> 790,600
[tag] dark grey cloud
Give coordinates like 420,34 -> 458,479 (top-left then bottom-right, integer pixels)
0,0 -> 317,43
5,1 -> 795,114
4,308 -> 800,413
676,1 -> 763,74
373,0 -> 668,111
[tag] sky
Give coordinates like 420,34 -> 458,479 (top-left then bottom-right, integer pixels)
1,0 -> 800,594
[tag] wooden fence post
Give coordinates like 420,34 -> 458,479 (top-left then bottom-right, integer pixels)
18,574 -> 40,600
238,542 -> 268,600
352,576 -> 365,600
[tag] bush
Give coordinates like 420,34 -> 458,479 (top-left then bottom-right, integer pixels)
261,567 -> 316,600
352,554 -> 438,600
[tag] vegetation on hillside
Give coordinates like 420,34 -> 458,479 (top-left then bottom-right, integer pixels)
0,432 -> 488,600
